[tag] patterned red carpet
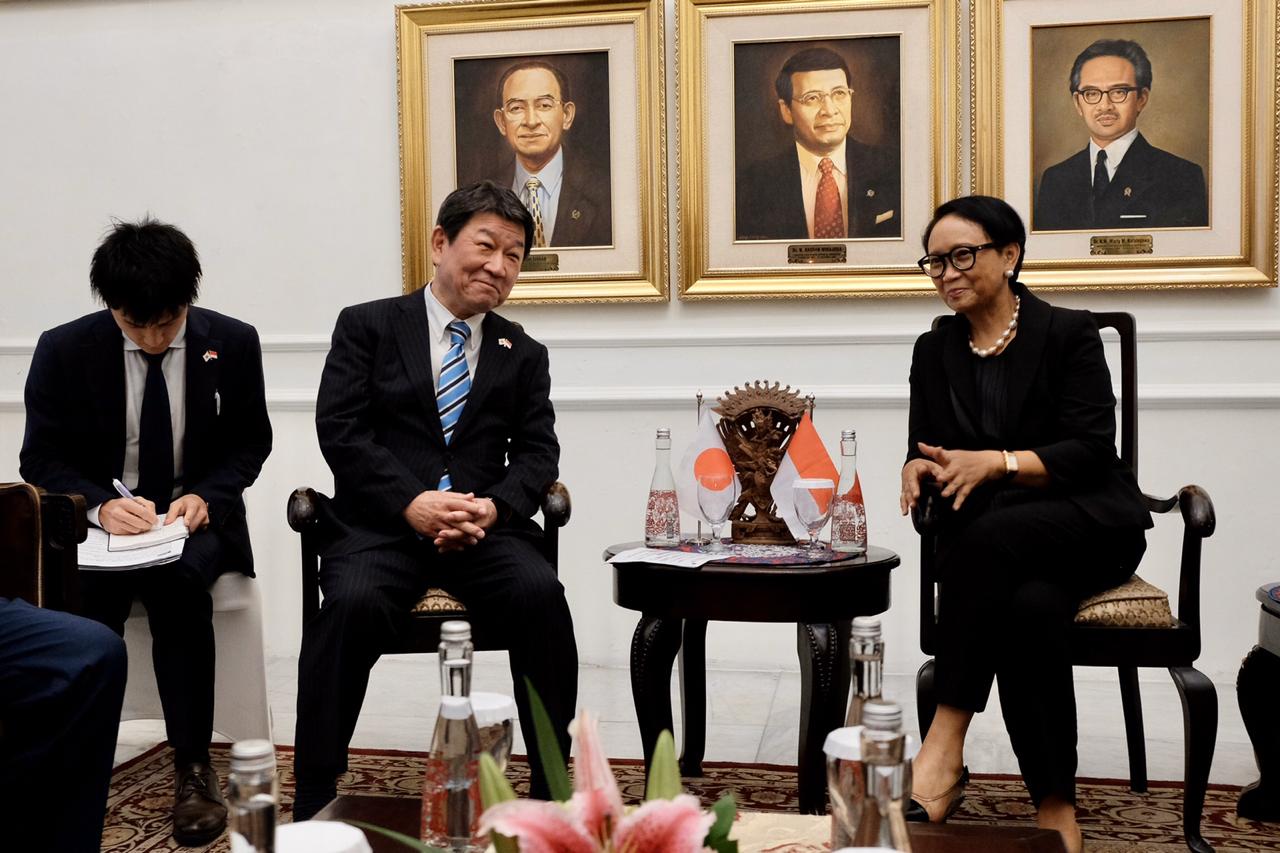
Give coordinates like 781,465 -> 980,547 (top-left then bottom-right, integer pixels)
105,743 -> 1277,851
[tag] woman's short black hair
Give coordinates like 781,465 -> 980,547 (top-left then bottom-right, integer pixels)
436,181 -> 536,259
922,195 -> 1027,281
89,217 -> 201,324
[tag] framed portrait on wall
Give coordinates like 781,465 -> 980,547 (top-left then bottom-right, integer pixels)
973,0 -> 1279,290
677,0 -> 961,299
397,0 -> 669,302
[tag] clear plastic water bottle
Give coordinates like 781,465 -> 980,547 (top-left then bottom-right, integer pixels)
853,701 -> 913,852
831,429 -> 868,554
844,617 -> 884,727
644,427 -> 680,546
421,621 -> 484,852
228,739 -> 277,853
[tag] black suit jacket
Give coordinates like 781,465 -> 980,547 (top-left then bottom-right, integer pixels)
495,147 -> 612,248
735,138 -> 901,240
1033,132 -> 1208,231
906,284 -> 1151,530
20,307 -> 273,575
314,289 -> 559,557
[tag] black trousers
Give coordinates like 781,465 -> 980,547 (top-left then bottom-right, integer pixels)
0,597 -> 127,853
293,529 -> 578,801
932,496 -> 1145,806
78,531 -> 223,768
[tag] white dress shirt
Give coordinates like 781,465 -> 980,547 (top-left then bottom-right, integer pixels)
512,147 -> 565,245
425,284 -> 484,389
1090,127 -> 1139,185
796,140 -> 849,239
87,321 -> 187,527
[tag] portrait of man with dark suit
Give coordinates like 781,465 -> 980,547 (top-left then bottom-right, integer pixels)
488,58 -> 612,248
735,46 -> 901,241
292,181 -> 578,820
1033,38 -> 1208,231
20,218 -> 272,846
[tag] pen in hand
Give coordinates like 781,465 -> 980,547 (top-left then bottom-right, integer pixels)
110,478 -> 159,531
111,478 -> 136,500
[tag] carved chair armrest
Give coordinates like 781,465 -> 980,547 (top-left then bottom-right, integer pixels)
542,481 -> 571,530
910,481 -> 946,536
287,487 -> 323,533
1144,484 -> 1215,631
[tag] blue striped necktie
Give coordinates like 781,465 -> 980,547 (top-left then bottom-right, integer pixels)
436,319 -> 472,490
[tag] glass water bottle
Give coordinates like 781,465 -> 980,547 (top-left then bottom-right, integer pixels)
228,739 -> 277,853
421,621 -> 485,852
831,429 -> 868,554
844,616 -> 884,727
852,701 -> 913,852
644,427 -> 680,546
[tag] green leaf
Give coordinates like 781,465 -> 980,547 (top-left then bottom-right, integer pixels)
345,820 -> 447,852
704,793 -> 739,853
478,751 -> 517,809
644,730 -> 682,801
524,675 -> 572,802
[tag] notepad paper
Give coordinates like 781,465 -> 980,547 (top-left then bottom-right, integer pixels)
107,515 -> 189,552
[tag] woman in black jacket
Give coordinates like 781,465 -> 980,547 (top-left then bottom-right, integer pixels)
900,196 -> 1151,853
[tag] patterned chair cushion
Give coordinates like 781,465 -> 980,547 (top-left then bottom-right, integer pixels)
412,587 -> 467,614
1074,574 -> 1175,628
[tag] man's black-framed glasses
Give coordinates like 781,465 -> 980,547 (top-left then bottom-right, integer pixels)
1074,86 -> 1140,105
917,243 -> 997,278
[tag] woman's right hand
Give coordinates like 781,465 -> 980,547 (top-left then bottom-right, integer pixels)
900,457 -> 944,515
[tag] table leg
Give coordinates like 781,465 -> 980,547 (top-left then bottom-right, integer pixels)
679,618 -> 708,777
797,621 -> 852,814
630,614 -> 683,772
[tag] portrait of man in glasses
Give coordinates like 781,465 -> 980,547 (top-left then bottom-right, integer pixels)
454,55 -> 613,249
735,44 -> 901,241
1033,38 -> 1208,232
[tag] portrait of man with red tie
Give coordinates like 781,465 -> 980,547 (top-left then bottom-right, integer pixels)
452,52 -> 613,249
735,42 -> 902,242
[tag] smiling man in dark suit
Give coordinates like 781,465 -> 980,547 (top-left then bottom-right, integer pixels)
1033,38 -> 1208,231
736,46 -> 901,241
292,181 -> 579,820
20,218 -> 272,846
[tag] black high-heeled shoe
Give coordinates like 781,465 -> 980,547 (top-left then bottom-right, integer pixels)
905,765 -> 969,823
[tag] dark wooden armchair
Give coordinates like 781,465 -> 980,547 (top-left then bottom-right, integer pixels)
287,483 -> 571,651
911,313 -> 1219,853
0,482 -> 86,611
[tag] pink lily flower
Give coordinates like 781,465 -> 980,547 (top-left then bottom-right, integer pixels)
479,710 -> 716,853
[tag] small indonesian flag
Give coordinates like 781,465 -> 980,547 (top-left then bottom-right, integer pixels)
770,412 -> 838,539
676,409 -> 738,524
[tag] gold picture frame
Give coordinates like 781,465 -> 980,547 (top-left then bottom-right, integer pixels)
397,0 -> 669,302
973,0 -> 1279,290
677,0 -> 962,300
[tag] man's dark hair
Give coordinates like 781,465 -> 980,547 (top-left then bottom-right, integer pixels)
922,195 -> 1027,282
774,47 -> 851,102
1069,38 -> 1153,93
496,59 -> 571,106
436,181 -> 536,259
89,217 -> 201,324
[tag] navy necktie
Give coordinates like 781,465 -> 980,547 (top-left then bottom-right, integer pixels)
1093,149 -> 1110,202
436,320 -> 472,491
136,350 -> 174,513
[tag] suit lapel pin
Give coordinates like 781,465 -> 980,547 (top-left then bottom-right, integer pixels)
498,338 -> 513,350
1123,187 -> 1132,197
571,209 -> 581,220
202,349 -> 218,362
866,189 -> 875,198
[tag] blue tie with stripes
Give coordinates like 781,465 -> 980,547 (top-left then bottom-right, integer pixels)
436,319 -> 472,490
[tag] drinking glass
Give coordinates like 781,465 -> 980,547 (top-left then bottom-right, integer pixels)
793,478 -> 835,551
696,472 -> 739,553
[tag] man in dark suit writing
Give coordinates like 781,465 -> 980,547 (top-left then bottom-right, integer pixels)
1033,38 -> 1208,231
491,59 -> 612,248
20,218 -> 273,846
292,181 -> 579,818
736,46 -> 901,241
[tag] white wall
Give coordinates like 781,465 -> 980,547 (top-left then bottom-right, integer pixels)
1,0 -> 1277,691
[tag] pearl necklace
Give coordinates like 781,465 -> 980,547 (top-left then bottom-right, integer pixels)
969,295 -> 1021,358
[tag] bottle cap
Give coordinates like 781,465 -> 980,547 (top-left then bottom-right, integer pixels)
229,739 -> 276,773
850,616 -> 882,639
841,429 -> 857,440
440,695 -> 473,720
440,620 -> 471,642
470,691 -> 518,728
860,700 -> 903,732
656,427 -> 671,439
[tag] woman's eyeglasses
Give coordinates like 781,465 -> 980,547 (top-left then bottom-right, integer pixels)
917,243 -> 997,278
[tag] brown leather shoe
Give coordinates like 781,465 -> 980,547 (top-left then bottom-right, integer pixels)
173,762 -> 228,846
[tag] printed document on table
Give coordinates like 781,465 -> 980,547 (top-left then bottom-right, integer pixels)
607,547 -> 721,568
80,526 -> 186,571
